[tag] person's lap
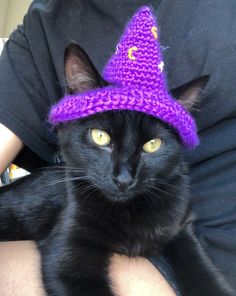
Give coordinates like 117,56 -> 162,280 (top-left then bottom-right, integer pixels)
0,241 -> 177,296
0,241 -> 46,296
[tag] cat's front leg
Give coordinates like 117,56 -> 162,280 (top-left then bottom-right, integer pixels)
163,224 -> 234,296
40,242 -> 114,296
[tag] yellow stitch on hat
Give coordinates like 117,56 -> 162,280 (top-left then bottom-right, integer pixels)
128,46 -> 138,60
151,26 -> 158,39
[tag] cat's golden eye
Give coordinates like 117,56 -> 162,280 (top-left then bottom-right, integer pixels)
143,138 -> 162,153
91,129 -> 111,147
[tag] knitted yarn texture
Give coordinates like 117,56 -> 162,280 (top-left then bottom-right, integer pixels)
49,6 -> 199,149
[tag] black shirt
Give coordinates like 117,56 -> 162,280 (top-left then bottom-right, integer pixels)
0,0 -> 236,289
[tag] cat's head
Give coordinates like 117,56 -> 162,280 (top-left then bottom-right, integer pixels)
57,44 -> 208,203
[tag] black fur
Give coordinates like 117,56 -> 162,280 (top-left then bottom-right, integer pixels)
0,44 -> 233,296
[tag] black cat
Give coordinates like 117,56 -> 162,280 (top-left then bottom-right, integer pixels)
0,44 -> 233,296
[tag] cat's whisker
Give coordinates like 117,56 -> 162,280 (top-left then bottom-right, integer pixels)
145,189 -> 166,206
76,183 -> 97,195
34,165 -> 87,171
71,180 -> 91,193
77,185 -> 95,195
81,187 -> 100,204
148,184 -> 173,195
43,176 -> 90,187
147,178 -> 184,192
147,184 -> 185,201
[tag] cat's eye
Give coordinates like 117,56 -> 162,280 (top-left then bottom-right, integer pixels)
90,129 -> 111,147
143,138 -> 162,153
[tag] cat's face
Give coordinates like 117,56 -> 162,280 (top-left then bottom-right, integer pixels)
59,110 -> 182,202
57,44 -> 208,203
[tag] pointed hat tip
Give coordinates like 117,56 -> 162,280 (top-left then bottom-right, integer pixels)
136,5 -> 153,15
103,5 -> 165,90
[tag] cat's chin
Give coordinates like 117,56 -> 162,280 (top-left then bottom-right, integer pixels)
105,192 -> 136,204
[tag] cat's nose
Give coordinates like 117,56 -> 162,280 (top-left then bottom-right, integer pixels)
113,170 -> 134,192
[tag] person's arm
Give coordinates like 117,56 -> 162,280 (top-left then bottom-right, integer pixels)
109,254 -> 177,296
0,123 -> 24,176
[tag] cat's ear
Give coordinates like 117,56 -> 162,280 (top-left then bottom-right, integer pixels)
64,43 -> 102,94
171,75 -> 210,111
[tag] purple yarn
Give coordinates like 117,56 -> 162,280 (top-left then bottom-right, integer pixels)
49,6 -> 199,149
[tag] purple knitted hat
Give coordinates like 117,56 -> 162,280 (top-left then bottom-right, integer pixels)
49,6 -> 199,149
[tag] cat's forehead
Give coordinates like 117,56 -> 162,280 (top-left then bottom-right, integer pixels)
80,111 -> 151,125
77,110 -> 172,137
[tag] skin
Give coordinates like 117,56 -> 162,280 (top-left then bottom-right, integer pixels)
0,123 -> 24,176
0,241 -> 46,296
0,241 -> 176,296
0,126 -> 176,296
110,254 -> 177,296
